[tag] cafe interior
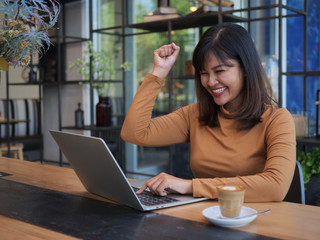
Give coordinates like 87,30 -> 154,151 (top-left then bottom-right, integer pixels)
0,0 -> 320,239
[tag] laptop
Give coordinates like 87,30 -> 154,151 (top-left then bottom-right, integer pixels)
50,130 -> 207,211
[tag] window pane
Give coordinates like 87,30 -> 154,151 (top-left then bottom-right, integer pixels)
131,0 -> 157,24
94,0 -> 123,29
287,16 -> 304,72
138,146 -> 170,174
306,76 -> 320,136
307,0 -> 320,71
250,0 -> 277,7
286,0 -> 304,11
250,20 -> 279,102
286,76 -> 304,112
285,76 -> 319,137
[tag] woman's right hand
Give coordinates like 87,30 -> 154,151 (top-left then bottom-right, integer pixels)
151,43 -> 180,79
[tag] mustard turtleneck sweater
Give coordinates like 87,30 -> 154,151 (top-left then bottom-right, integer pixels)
121,73 -> 296,202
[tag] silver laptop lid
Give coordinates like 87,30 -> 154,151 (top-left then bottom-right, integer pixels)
50,130 -> 144,211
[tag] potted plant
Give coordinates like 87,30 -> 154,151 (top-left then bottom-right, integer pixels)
297,147 -> 320,205
0,0 -> 60,70
68,41 -> 131,126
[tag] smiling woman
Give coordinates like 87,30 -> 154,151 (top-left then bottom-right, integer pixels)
199,54 -> 244,113
120,23 -> 296,203
193,23 -> 273,130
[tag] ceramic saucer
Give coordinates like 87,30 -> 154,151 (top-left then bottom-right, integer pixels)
202,206 -> 257,228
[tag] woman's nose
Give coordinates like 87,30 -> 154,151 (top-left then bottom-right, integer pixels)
207,74 -> 218,86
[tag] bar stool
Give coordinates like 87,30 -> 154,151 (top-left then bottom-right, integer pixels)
0,143 -> 24,160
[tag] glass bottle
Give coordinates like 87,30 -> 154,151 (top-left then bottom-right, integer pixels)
96,96 -> 111,126
29,66 -> 38,83
75,102 -> 84,128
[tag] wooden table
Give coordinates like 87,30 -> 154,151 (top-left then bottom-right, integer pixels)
0,157 -> 319,240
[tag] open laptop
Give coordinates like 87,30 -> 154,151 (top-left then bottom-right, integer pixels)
50,130 -> 207,211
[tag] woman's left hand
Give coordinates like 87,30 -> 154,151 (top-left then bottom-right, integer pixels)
136,172 -> 193,196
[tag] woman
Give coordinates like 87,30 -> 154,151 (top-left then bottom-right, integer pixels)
120,23 -> 296,202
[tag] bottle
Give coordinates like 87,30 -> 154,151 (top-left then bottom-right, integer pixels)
96,96 -> 111,126
29,66 -> 38,83
75,102 -> 84,128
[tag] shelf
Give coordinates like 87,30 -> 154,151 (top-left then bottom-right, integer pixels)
8,82 -> 39,86
297,137 -> 320,146
59,0 -> 82,5
61,125 -> 121,131
0,119 -> 29,124
8,79 -> 124,86
127,13 -> 246,32
283,71 -> 320,77
126,13 -> 246,33
93,4 -> 306,35
0,135 -> 42,141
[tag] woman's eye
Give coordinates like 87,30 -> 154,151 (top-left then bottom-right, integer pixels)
216,69 -> 224,73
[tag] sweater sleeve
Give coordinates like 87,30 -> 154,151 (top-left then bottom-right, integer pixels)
192,108 -> 296,202
121,73 -> 190,146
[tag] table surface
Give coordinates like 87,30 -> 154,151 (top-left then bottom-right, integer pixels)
0,157 -> 319,240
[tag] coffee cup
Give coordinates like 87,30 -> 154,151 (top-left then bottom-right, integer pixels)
216,185 -> 245,218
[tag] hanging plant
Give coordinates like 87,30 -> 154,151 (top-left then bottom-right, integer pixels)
0,0 -> 60,67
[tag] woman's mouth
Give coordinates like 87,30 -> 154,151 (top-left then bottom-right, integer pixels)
212,87 -> 227,97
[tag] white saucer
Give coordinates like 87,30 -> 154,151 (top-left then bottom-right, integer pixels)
202,206 -> 257,228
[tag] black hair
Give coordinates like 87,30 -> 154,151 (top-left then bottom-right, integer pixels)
192,23 -> 273,129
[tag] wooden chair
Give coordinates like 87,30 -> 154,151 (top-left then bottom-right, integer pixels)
0,143 -> 24,160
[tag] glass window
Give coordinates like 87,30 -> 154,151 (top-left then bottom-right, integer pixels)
286,15 -> 304,72
286,76 -> 304,112
94,0 -> 123,29
306,76 -> 320,136
286,0 -> 304,11
307,0 -> 320,72
125,1 -> 200,177
285,0 -> 320,138
250,19 -> 279,102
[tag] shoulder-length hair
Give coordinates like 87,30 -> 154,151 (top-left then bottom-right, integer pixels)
192,23 -> 274,130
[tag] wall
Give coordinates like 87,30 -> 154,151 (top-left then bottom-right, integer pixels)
0,64 -> 39,100
43,1 -> 90,162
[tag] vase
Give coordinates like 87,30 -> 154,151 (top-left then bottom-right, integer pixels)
0,57 -> 9,71
96,96 -> 111,126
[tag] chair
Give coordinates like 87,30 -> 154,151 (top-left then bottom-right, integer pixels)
284,161 -> 305,204
0,143 -> 24,160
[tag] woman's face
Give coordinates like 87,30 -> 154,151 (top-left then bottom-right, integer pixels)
200,52 -> 245,113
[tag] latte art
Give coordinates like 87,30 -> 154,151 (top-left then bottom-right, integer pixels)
222,186 -> 236,191
220,185 -> 244,192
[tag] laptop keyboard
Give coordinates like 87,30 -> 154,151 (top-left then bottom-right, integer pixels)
132,187 -> 178,206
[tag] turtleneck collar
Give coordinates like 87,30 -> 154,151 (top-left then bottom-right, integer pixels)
219,105 -> 237,119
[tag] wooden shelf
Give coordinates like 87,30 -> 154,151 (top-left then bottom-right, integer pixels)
127,13 -> 246,32
61,125 -> 121,131
91,13 -> 247,35
297,137 -> 320,146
